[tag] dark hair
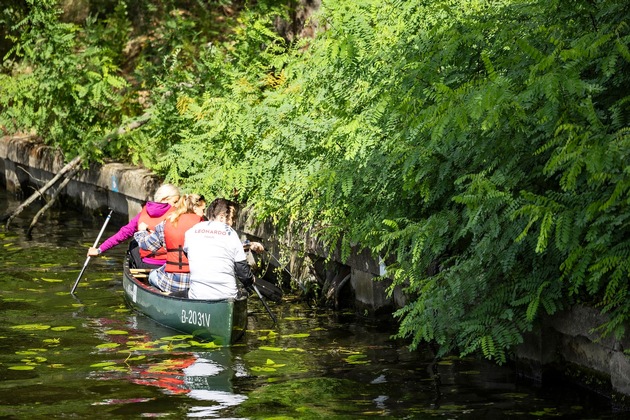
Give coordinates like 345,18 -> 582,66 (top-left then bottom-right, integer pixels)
206,198 -> 239,222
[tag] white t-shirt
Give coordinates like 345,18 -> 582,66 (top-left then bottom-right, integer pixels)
184,221 -> 247,300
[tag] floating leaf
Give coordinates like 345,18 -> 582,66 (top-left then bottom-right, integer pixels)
48,364 -> 65,368
259,346 -> 283,352
51,326 -> 76,332
344,354 -> 369,364
188,340 -> 221,348
11,324 -> 51,331
90,361 -> 117,368
43,338 -> 61,344
40,278 -> 62,283
96,343 -> 120,350
251,366 -> 277,372
282,333 -> 310,339
15,351 -> 38,356
125,355 -> 146,361
104,330 -> 128,335
102,366 -> 128,372
8,365 -> 35,370
161,335 -> 193,341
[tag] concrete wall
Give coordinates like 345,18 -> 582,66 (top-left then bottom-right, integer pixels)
1,135 -> 160,219
516,306 -> 630,406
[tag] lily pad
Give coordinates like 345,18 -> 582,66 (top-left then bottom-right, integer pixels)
51,326 -> 76,332
281,333 -> 310,339
104,330 -> 128,335
90,361 -> 117,368
96,343 -> 120,350
40,278 -> 63,283
8,365 -> 35,371
11,324 -> 51,331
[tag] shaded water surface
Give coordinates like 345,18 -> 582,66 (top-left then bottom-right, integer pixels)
0,189 -> 623,419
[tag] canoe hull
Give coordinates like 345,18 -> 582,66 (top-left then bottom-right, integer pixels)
122,261 -> 247,345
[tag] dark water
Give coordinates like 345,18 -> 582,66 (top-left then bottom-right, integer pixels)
0,189 -> 624,419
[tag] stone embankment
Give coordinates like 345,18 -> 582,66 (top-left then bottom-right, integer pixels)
1,134 -> 629,406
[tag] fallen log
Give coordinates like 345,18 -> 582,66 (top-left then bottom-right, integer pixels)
26,165 -> 81,235
2,155 -> 82,228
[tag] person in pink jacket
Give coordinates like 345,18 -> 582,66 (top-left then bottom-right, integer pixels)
87,183 -> 181,268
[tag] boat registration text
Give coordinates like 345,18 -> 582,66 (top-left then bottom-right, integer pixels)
181,309 -> 211,327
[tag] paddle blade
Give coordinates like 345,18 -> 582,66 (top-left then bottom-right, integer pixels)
254,278 -> 283,302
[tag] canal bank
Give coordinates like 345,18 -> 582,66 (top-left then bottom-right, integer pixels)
1,134 -> 629,408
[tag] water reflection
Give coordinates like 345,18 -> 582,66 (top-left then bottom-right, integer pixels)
87,313 -> 249,418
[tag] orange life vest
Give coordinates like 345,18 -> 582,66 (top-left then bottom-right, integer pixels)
138,206 -> 173,260
164,213 -> 203,273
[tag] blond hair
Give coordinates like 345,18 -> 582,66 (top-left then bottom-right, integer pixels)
168,194 -> 205,226
153,183 -> 180,203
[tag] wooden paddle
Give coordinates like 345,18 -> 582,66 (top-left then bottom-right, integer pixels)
71,209 -> 113,294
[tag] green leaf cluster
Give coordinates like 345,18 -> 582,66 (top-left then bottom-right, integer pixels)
152,0 -> 629,362
0,0 -> 127,160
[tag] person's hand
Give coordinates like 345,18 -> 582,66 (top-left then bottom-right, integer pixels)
87,247 -> 100,257
249,241 -> 265,253
138,222 -> 149,232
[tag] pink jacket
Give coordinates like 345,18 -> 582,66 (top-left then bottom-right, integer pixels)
99,202 -> 171,265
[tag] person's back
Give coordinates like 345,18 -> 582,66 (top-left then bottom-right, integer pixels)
134,193 -> 205,293
184,198 -> 254,300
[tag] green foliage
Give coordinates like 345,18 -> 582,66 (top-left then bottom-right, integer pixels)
0,0 -> 127,160
2,0 -> 630,364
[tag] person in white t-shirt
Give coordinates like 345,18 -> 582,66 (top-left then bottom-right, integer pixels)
184,198 -> 255,300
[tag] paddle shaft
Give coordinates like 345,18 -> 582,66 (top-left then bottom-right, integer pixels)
71,209 -> 113,294
252,283 -> 277,324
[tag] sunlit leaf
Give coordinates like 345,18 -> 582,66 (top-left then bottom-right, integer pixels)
251,366 -> 277,372
103,365 -> 128,372
104,330 -> 128,335
259,346 -> 283,352
40,278 -> 62,283
188,340 -> 221,348
51,326 -> 76,331
125,355 -> 146,361
344,354 -> 369,364
11,324 -> 51,331
8,365 -> 35,370
96,343 -> 120,349
90,361 -> 117,368
281,333 -> 310,339
161,335 -> 193,341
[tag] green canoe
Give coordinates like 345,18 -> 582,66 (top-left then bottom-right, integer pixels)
122,259 -> 248,345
